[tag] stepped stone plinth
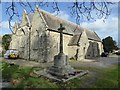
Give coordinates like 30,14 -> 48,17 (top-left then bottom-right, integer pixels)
48,53 -> 75,78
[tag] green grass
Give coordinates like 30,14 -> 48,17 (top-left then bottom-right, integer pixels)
1,62 -> 58,88
91,65 -> 119,88
14,77 -> 59,88
1,61 -> 119,88
0,53 -> 2,57
2,62 -> 19,81
109,54 -> 120,57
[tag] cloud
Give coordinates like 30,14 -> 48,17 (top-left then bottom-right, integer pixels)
1,21 -> 15,29
52,11 -> 70,20
52,10 -> 119,45
81,17 -> 118,31
81,17 -> 118,42
0,21 -> 15,35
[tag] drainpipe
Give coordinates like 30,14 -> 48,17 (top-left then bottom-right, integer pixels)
28,25 -> 32,61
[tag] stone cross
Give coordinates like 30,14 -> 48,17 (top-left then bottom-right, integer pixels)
58,24 -> 65,53
36,24 -> 88,83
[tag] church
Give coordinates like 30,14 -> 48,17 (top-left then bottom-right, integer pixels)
10,6 -> 103,62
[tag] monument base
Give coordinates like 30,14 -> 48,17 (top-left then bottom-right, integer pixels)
34,69 -> 88,82
48,65 -> 74,78
33,53 -> 88,82
47,53 -> 75,78
33,24 -> 89,82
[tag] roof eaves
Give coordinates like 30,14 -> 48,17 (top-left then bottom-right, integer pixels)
88,38 -> 102,42
93,31 -> 101,41
39,9 -> 49,29
47,28 -> 73,36
77,32 -> 82,45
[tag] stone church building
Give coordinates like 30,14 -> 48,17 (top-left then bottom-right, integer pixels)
10,7 -> 103,62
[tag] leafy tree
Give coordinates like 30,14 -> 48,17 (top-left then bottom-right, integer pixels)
102,36 -> 119,53
2,34 -> 12,51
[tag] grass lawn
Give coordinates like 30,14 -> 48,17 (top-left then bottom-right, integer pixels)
1,61 -> 119,88
109,53 -> 120,57
91,65 -> 119,88
64,64 -> 119,88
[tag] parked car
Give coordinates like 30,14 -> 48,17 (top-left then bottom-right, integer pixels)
115,51 -> 120,55
4,49 -> 19,59
101,52 -> 109,57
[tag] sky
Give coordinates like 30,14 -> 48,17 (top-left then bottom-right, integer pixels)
0,1 -> 119,46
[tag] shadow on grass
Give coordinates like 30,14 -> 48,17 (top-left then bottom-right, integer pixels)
1,62 -> 119,88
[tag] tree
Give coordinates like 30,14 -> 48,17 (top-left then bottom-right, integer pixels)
2,34 -> 12,51
102,36 -> 119,53
2,1 -> 114,33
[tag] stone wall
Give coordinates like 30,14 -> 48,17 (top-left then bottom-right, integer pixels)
44,30 -> 73,62
10,8 -> 103,62
29,8 -> 50,62
85,40 -> 103,58
10,24 -> 103,62
68,30 -> 90,61
29,29 -> 74,62
10,35 -> 19,50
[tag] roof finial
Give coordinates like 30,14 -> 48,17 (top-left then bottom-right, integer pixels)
14,21 -> 19,27
35,5 -> 39,11
15,21 -> 17,24
24,9 -> 27,14
83,28 -> 86,32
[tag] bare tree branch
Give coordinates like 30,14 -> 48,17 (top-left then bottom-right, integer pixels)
4,1 -> 114,33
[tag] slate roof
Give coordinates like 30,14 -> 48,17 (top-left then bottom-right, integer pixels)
40,10 -> 79,35
22,9 -> 101,42
85,29 -> 101,41
39,9 -> 101,42
68,34 -> 82,46
28,13 -> 33,23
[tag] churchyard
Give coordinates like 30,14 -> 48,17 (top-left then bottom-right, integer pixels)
1,19 -> 119,88
1,23 -> 119,88
1,3 -> 119,89
0,55 -> 119,88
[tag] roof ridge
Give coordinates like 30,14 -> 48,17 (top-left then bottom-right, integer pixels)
20,8 -> 101,42
38,9 -> 49,29
40,9 -> 98,35
93,31 -> 101,41
40,9 -> 81,28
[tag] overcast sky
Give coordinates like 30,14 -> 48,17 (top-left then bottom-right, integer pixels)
0,1 -> 119,46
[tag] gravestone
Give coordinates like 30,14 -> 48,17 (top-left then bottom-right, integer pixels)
34,24 -> 88,82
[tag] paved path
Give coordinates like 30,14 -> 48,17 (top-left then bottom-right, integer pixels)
0,58 -> 52,68
1,56 -> 119,69
70,57 -> 119,69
